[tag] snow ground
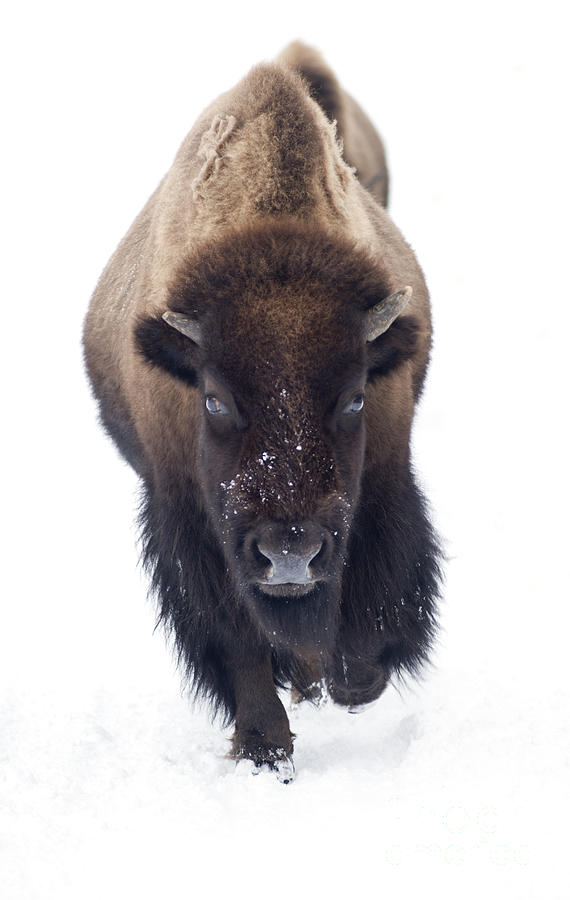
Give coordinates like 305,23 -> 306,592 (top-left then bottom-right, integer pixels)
2,1 -> 569,897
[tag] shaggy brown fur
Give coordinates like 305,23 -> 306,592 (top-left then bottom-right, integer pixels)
83,43 -> 441,781
277,42 -> 389,206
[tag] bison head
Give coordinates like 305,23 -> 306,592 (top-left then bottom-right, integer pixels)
136,223 -> 417,651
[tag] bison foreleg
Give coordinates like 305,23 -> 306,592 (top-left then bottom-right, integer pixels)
290,653 -> 325,706
327,649 -> 389,709
228,651 -> 295,780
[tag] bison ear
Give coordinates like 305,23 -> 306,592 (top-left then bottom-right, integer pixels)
365,286 -> 412,342
366,314 -> 421,382
135,313 -> 201,386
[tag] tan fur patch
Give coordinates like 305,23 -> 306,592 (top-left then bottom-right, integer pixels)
191,114 -> 237,201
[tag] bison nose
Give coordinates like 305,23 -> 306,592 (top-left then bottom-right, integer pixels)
256,541 -> 323,585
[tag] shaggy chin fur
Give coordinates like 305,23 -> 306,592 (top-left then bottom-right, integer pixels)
249,582 -> 341,653
138,454 -> 441,721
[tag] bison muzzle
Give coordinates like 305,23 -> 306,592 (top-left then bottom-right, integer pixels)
83,42 -> 442,781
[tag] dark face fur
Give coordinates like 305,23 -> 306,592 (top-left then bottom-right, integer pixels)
136,223 -> 419,651
197,300 -> 367,649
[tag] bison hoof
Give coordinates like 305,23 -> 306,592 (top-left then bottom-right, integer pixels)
328,672 -> 388,708
235,755 -> 295,783
231,729 -> 295,782
272,757 -> 295,784
251,756 -> 296,784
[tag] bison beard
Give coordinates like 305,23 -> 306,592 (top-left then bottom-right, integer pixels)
84,42 -> 442,780
139,466 -> 440,716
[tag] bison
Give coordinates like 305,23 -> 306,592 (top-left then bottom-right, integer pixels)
83,42 -> 442,781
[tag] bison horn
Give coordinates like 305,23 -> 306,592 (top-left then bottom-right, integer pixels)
365,286 -> 412,342
162,310 -> 202,345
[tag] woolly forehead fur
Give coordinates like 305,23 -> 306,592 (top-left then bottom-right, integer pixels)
166,220 -> 393,389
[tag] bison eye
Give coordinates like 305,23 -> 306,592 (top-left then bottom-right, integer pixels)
205,395 -> 229,415
343,393 -> 364,415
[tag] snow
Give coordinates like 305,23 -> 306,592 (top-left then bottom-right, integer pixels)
2,1 -> 569,898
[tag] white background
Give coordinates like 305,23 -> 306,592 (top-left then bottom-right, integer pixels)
2,1 -> 569,897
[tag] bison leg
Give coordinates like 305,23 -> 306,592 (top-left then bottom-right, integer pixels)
290,653 -> 325,705
327,649 -> 389,709
229,652 -> 294,778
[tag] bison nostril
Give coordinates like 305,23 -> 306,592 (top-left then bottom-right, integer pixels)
249,541 -> 275,579
252,540 -> 272,570
307,540 -> 326,573
305,542 -> 323,571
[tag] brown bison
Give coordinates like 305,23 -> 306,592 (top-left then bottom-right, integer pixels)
83,42 -> 441,781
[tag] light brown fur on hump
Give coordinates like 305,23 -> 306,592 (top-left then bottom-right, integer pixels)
276,41 -> 390,207
183,63 -> 355,234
